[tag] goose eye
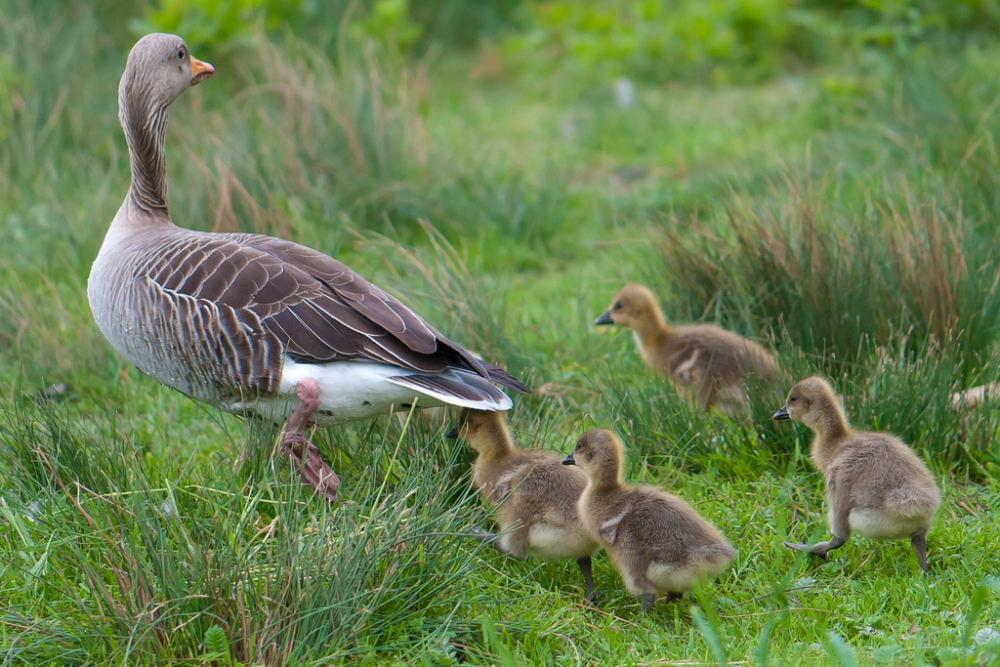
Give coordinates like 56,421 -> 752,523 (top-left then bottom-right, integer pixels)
613,301 -> 623,311
177,48 -> 185,60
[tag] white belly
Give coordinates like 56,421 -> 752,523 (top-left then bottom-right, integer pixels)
511,523 -> 596,561
847,509 -> 928,540
643,557 -> 730,595
226,358 -> 449,424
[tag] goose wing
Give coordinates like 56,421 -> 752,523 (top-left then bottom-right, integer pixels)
142,231 -> 526,392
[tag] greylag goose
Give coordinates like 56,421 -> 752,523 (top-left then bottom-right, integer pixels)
773,376 -> 940,572
595,283 -> 779,416
448,409 -> 599,601
563,429 -> 735,611
87,34 -> 527,501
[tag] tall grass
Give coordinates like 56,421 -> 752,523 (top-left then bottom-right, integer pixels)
658,177 -> 999,360
654,52 -> 1000,363
0,402 -> 490,663
163,30 -> 579,254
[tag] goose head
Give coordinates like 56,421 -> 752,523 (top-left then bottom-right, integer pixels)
562,428 -> 623,487
117,34 -> 214,215
120,33 -> 214,111
595,283 -> 660,329
772,376 -> 840,428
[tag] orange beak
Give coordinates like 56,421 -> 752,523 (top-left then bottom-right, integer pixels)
190,55 -> 214,85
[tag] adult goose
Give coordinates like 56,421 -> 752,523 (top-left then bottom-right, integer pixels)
88,34 -> 527,501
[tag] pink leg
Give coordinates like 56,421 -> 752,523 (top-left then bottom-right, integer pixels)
281,378 -> 339,501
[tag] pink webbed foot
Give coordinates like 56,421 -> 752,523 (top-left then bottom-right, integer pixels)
281,378 -> 340,501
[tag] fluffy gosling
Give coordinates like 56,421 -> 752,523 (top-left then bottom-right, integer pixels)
773,376 -> 941,572
596,284 -> 779,416
450,409 -> 600,601
563,429 -> 735,611
951,382 -> 999,410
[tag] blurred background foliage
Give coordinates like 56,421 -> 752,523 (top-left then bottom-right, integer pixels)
128,0 -> 1000,82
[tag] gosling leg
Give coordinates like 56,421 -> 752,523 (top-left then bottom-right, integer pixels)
281,378 -> 339,502
785,501 -> 850,559
576,556 -> 596,603
911,529 -> 930,574
641,593 -> 657,612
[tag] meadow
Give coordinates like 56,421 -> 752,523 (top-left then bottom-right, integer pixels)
0,1 -> 998,664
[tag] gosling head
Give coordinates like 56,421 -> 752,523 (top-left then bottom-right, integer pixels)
447,409 -> 506,454
120,34 -> 214,113
562,428 -> 623,483
772,376 -> 840,428
595,284 -> 660,329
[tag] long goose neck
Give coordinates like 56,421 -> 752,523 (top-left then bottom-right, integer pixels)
635,307 -> 672,348
589,458 -> 622,493
809,398 -> 851,471
473,420 -> 516,461
119,78 -> 170,217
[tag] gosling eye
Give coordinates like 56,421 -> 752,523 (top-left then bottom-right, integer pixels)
789,396 -> 797,404
612,301 -> 623,311
574,442 -> 582,451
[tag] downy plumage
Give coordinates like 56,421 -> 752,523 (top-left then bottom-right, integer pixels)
596,284 -> 779,416
564,429 -> 735,611
451,410 -> 599,601
773,376 -> 941,572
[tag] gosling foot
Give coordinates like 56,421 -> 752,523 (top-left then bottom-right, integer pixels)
783,536 -> 845,559
467,525 -> 498,543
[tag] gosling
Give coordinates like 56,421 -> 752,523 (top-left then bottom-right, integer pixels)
450,409 -> 600,601
951,382 -> 999,409
596,284 -> 779,416
773,376 -> 941,572
563,429 -> 735,611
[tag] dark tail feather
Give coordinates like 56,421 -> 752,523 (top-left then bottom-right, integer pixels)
440,338 -> 529,393
484,362 -> 530,393
388,370 -> 512,410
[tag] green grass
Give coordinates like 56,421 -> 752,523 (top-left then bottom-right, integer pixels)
1,1 -> 999,664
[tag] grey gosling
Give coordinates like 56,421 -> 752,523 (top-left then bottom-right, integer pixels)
773,376 -> 941,572
563,429 -> 735,611
951,382 -> 999,410
596,284 -> 779,416
450,410 -> 599,601
88,34 -> 527,501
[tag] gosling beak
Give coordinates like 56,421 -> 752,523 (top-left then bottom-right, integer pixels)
772,406 -> 790,421
190,55 -> 214,85
562,453 -> 576,465
594,311 -> 614,326
446,425 -> 459,439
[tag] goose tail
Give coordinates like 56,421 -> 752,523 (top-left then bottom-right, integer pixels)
387,369 -> 513,411
483,362 -> 530,394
